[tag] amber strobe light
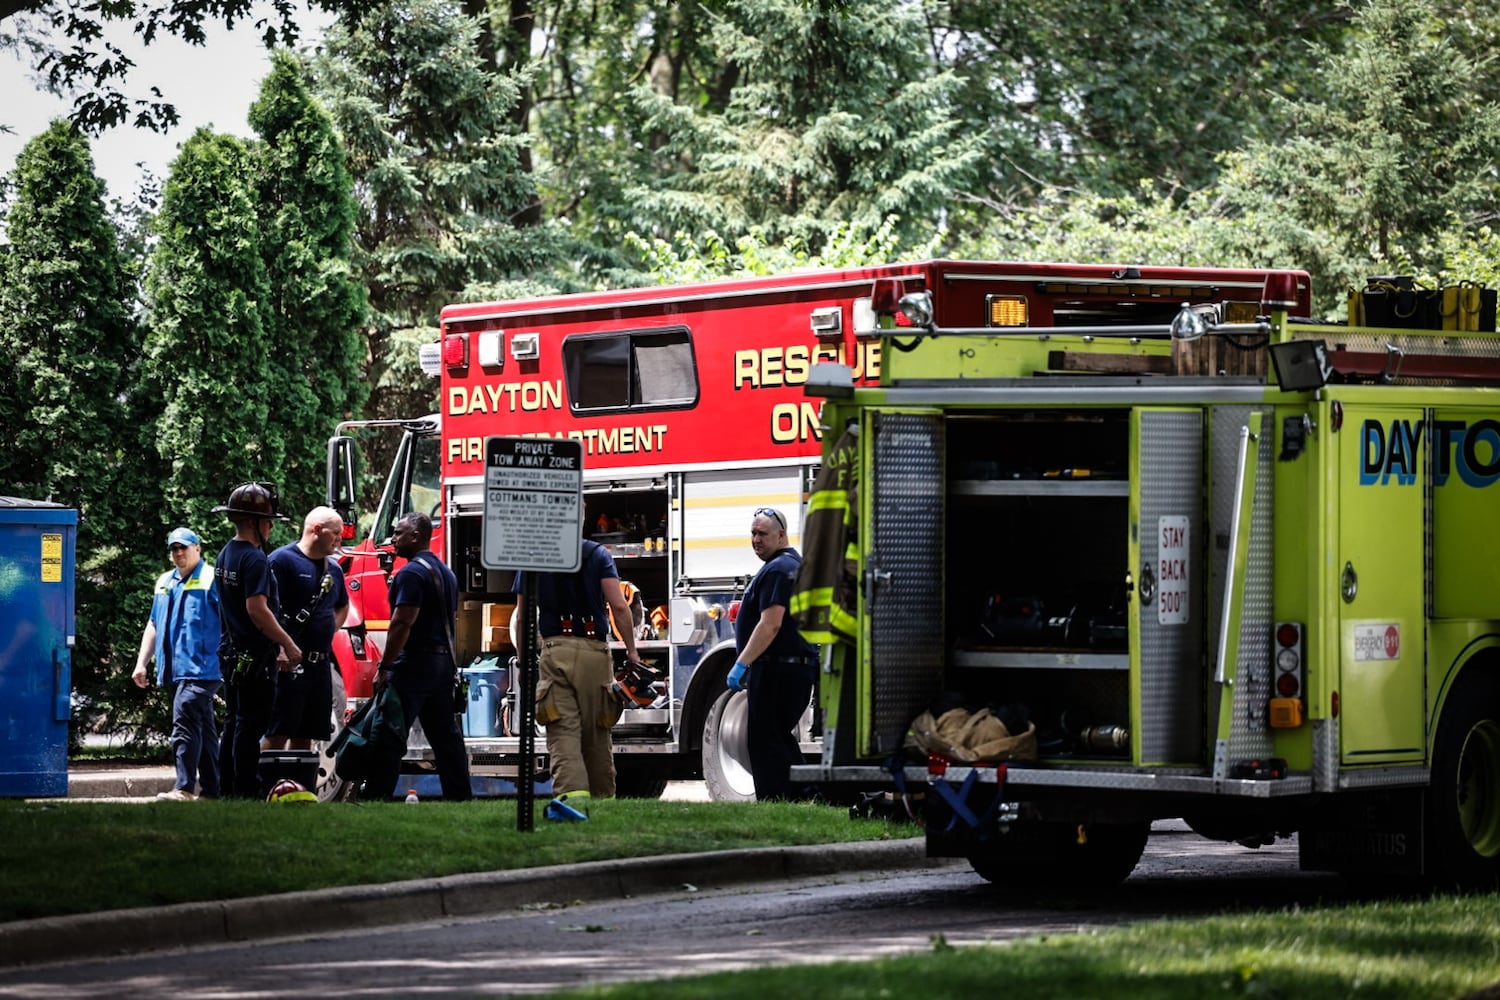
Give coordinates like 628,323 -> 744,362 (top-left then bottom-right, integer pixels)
987,294 -> 1029,327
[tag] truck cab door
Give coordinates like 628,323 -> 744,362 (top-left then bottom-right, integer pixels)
1336,405 -> 1425,762
861,409 -> 945,756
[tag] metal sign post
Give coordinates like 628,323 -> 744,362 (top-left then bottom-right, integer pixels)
480,436 -> 583,832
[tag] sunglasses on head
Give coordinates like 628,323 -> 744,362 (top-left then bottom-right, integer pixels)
754,507 -> 786,529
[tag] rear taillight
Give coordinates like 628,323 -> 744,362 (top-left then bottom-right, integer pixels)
1269,621 -> 1305,727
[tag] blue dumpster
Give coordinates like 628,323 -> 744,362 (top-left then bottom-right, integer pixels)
0,497 -> 77,797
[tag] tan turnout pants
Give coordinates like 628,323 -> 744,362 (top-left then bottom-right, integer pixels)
537,634 -> 618,797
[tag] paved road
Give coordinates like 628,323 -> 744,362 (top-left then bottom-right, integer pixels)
0,828 -> 1365,999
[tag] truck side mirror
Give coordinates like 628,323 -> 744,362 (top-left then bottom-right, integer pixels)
326,435 -> 359,525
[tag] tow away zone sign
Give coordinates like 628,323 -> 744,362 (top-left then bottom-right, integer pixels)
481,436 -> 583,572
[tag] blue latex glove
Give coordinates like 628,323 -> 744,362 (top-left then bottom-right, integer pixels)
726,661 -> 748,690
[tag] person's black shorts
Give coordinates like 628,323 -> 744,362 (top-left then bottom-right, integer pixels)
267,657 -> 334,740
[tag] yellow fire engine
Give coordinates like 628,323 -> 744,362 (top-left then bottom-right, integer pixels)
791,262 -> 1500,890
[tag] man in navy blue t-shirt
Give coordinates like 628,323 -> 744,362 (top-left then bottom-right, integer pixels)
212,482 -> 303,799
363,512 -> 472,801
264,506 -> 349,753
729,507 -> 818,801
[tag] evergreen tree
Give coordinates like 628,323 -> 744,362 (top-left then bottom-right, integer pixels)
0,119 -> 159,737
249,51 -> 370,516
305,0 -> 564,433
598,0 -> 980,255
142,128 -> 278,534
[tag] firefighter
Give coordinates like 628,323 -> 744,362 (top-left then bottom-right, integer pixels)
262,507 -> 349,754
363,512 -> 473,802
728,507 -> 818,801
518,532 -> 646,818
214,482 -> 303,799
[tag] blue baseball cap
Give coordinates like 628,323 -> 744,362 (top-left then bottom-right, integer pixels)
166,527 -> 200,549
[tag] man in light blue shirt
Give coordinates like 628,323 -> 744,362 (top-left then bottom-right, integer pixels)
133,527 -> 222,801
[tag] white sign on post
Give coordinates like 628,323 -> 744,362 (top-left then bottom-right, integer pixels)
481,437 -> 583,572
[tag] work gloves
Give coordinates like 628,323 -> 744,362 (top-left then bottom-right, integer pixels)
726,661 -> 748,690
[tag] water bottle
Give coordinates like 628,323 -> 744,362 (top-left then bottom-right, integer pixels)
404,789 -> 419,804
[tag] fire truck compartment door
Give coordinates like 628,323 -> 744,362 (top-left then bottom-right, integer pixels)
678,467 -> 806,584
1131,407 -> 1206,766
862,408 -> 945,756
1336,404 -> 1425,762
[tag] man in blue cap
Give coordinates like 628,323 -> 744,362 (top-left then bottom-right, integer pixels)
133,527 -> 222,801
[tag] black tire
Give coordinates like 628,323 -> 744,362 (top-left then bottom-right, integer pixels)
1426,669 -> 1500,891
967,821 -> 1149,889
702,689 -> 756,802
614,768 -> 669,799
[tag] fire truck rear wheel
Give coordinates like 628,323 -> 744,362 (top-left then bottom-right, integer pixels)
1426,668 -> 1500,890
702,688 -> 756,802
966,821 -> 1149,888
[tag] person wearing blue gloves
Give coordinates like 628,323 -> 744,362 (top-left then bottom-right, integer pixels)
729,507 -> 818,801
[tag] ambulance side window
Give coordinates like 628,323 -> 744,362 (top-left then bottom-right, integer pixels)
564,327 -> 698,413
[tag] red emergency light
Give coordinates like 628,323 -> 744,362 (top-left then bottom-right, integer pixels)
1261,272 -> 1300,313
870,278 -> 905,317
443,333 -> 469,371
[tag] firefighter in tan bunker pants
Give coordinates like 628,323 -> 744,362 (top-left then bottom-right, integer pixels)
518,538 -> 645,820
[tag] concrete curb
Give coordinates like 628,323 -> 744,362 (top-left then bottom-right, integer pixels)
67,769 -> 176,799
0,838 -> 941,968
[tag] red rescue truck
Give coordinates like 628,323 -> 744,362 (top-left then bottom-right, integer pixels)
323,265 -> 885,799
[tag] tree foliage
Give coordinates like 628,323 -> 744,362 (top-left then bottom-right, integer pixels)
1214,0 -> 1500,306
303,0 -> 565,432
0,0 -> 338,132
0,119 -> 160,736
248,51 -> 368,515
141,128 -> 277,533
925,0 -> 1350,211
528,0 -> 979,258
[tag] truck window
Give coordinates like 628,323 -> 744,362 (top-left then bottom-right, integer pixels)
564,328 -> 697,412
372,432 -> 443,543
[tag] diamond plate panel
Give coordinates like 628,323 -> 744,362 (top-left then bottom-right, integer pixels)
868,411 -> 945,753
1137,410 -> 1204,763
1225,417 -> 1276,763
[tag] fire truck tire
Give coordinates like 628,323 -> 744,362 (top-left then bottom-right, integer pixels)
966,821 -> 1149,888
1425,669 -> 1500,890
702,689 -> 756,803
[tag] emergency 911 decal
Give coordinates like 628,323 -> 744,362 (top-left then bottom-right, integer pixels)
1350,622 -> 1401,661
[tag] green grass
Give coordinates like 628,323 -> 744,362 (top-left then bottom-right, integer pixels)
0,797 -> 908,922
554,893 -> 1500,1000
